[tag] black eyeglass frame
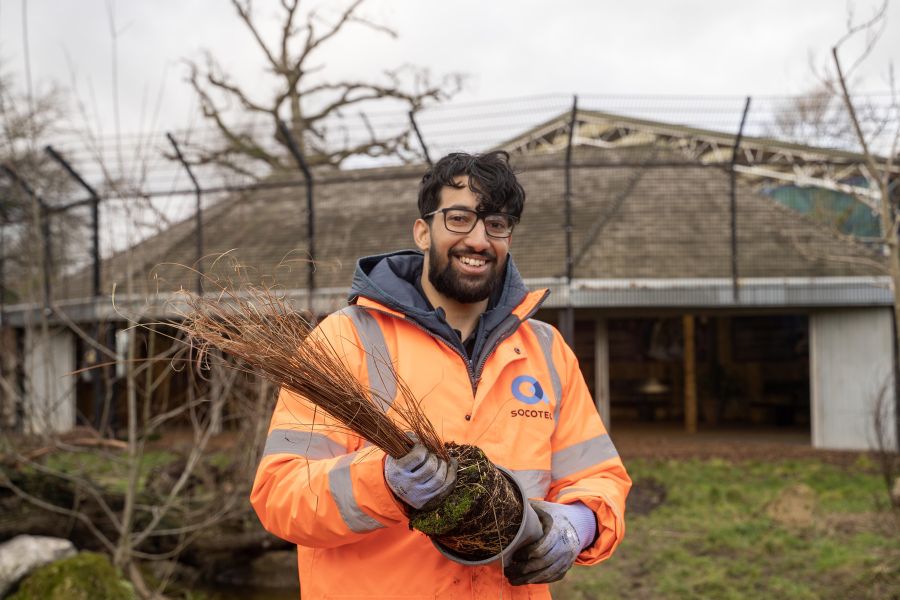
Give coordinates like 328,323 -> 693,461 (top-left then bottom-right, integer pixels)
421,207 -> 519,239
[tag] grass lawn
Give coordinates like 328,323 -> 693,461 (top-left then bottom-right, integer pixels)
552,456 -> 899,600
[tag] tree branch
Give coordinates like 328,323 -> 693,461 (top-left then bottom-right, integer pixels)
0,470 -> 117,554
186,63 -> 284,171
279,0 -> 301,74
834,0 -> 889,79
8,449 -> 123,532
302,0 -> 366,59
186,0 -> 464,171
231,0 -> 282,73
205,71 -> 273,116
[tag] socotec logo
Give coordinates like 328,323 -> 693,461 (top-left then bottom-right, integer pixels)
511,375 -> 548,405
510,374 -> 553,420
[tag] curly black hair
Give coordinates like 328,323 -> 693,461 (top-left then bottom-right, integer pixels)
417,151 -> 525,219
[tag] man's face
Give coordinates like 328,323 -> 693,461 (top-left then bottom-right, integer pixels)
415,176 -> 511,304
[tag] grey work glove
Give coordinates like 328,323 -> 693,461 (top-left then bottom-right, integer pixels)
384,443 -> 457,510
504,500 -> 590,586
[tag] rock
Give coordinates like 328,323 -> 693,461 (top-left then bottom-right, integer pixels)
0,535 -> 76,597
765,483 -> 816,529
7,552 -> 134,600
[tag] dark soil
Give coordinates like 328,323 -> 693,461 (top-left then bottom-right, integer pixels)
613,425 -> 867,467
627,478 -> 667,516
409,443 -> 522,562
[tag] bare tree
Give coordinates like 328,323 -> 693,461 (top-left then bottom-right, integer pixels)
829,1 -> 900,367
870,379 -> 900,508
0,324 -> 275,598
184,0 -> 463,175
1,28 -> 278,597
819,2 -> 900,487
771,84 -> 856,148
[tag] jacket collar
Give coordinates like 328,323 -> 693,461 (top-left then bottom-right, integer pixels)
348,250 -> 546,356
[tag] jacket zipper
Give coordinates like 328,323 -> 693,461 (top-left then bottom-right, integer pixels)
404,317 -> 479,394
472,292 -> 548,387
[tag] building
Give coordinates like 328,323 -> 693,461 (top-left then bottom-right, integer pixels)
2,109 -> 896,450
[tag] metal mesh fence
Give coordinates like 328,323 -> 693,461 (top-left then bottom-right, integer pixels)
0,93 -> 896,324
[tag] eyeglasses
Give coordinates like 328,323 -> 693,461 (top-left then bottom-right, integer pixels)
422,207 -> 519,239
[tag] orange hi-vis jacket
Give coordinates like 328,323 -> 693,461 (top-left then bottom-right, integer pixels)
251,255 -> 631,599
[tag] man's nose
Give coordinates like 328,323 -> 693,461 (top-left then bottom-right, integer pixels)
463,219 -> 492,251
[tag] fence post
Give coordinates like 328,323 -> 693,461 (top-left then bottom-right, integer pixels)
45,146 -> 101,299
166,133 -> 204,295
41,149 -> 107,429
277,120 -> 316,318
730,97 -> 752,303
39,203 -> 52,310
560,95 -> 578,347
409,110 -> 433,167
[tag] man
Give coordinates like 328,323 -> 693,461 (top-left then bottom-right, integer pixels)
251,151 -> 631,598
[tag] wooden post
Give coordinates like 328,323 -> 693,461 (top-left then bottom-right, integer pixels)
683,314 -> 698,434
594,318 -> 610,429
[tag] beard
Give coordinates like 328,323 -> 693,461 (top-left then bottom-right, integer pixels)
428,244 -> 503,304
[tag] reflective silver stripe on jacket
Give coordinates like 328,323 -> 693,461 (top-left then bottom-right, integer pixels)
551,434 -> 619,481
508,468 -> 552,499
528,319 -> 563,422
263,429 -> 346,459
338,306 -> 397,412
329,453 -> 385,533
554,486 -> 595,501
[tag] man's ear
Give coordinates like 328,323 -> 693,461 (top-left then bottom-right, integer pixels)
413,218 -> 431,251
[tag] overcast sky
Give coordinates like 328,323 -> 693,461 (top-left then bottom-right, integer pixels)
2,0 -> 899,139
0,0 -> 896,258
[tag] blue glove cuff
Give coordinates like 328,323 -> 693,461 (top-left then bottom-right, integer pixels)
559,501 -> 598,551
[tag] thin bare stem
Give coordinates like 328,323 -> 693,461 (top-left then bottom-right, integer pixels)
172,283 -> 446,459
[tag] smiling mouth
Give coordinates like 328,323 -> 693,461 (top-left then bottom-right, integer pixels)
458,256 -> 488,267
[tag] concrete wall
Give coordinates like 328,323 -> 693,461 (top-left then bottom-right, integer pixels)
23,327 -> 76,434
810,307 -> 896,450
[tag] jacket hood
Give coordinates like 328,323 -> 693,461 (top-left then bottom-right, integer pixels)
348,250 -> 535,354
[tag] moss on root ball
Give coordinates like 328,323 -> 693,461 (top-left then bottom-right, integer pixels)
9,552 -> 134,600
410,481 -> 480,535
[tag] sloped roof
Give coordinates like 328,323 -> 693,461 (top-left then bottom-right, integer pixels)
495,108 -> 898,212
53,146 -> 884,308
497,108 -> 872,162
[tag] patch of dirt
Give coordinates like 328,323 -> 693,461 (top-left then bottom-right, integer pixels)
820,511 -> 900,537
627,478 -> 667,516
765,483 -> 816,528
614,426 -> 868,467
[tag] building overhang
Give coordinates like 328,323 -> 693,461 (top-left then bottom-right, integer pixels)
533,276 -> 893,309
1,276 -> 892,328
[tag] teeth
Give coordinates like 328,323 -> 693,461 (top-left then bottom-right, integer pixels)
459,256 -> 486,267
